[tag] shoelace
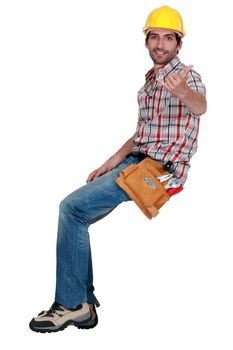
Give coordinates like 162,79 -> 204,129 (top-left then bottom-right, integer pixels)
39,301 -> 85,318
45,302 -> 64,317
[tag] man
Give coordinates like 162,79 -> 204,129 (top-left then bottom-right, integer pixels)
29,5 -> 206,333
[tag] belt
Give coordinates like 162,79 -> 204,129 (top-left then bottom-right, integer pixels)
126,152 -> 175,174
126,152 -> 148,161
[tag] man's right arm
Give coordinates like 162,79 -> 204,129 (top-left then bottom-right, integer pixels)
86,133 -> 136,183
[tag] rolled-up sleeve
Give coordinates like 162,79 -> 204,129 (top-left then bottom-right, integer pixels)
187,70 -> 206,96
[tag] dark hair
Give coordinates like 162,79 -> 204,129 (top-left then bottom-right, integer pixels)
175,33 -> 182,45
145,31 -> 182,45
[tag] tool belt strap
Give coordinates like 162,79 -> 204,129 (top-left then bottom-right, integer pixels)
115,157 -> 170,219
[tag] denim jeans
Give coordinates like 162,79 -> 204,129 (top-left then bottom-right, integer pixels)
55,156 -> 141,308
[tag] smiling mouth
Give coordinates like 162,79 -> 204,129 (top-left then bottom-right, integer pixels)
154,50 -> 166,56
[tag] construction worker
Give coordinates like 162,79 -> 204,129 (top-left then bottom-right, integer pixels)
29,6 -> 206,333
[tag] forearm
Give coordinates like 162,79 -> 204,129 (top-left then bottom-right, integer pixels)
86,133 -> 135,182
180,88 -> 207,115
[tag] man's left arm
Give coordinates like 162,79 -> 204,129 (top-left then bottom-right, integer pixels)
157,65 -> 207,115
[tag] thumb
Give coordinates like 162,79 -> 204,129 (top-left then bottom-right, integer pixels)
156,77 -> 166,87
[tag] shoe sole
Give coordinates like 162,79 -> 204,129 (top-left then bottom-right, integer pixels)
29,314 -> 98,333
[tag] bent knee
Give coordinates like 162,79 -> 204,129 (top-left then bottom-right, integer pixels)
59,194 -> 89,224
59,195 -> 75,214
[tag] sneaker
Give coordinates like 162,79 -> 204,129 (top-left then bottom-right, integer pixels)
29,301 -> 98,333
79,303 -> 98,329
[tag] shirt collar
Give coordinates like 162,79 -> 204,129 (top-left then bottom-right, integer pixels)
145,56 -> 182,82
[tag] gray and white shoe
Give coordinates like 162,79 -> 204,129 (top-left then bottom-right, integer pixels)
29,301 -> 98,333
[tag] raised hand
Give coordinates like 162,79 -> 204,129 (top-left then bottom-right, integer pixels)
157,65 -> 193,98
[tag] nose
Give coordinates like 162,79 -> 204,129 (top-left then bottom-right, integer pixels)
157,37 -> 165,49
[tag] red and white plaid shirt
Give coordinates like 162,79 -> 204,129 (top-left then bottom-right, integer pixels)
133,56 -> 206,185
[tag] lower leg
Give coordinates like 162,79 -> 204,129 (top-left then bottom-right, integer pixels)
55,160 -> 134,308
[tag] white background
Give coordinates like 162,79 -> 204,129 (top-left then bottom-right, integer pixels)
0,0 -> 232,349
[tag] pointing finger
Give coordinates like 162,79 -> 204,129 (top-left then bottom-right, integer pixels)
182,65 -> 193,79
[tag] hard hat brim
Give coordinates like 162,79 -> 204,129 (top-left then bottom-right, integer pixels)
142,27 -> 185,37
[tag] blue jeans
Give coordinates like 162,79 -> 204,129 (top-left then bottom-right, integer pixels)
55,156 -> 141,308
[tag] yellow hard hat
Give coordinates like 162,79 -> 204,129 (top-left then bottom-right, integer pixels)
143,5 -> 185,37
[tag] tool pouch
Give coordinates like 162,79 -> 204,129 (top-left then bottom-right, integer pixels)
115,157 -> 170,219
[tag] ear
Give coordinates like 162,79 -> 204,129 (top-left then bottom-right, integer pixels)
145,39 -> 149,49
177,40 -> 183,51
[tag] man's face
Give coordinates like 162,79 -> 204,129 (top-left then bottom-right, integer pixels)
145,28 -> 182,66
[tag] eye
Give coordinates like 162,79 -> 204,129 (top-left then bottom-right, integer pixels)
165,36 -> 174,41
149,34 -> 158,40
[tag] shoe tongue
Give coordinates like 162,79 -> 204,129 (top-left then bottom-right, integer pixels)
51,302 -> 61,310
50,301 -> 83,312
45,302 -> 63,316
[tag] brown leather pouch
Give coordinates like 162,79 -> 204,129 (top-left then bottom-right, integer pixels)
115,157 -> 170,219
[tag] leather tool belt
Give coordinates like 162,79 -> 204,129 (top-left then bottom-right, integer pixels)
115,157 -> 171,219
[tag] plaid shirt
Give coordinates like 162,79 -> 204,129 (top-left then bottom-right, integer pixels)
133,56 -> 206,185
